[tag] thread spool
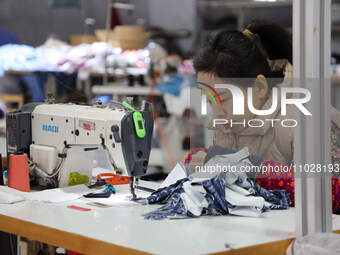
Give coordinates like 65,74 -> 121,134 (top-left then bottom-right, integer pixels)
8,153 -> 30,192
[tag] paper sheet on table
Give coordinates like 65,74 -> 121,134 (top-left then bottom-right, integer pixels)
0,186 -> 25,204
0,185 -> 27,201
0,185 -> 91,203
26,185 -> 91,203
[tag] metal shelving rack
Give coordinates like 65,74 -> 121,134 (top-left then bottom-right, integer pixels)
103,0 -> 135,85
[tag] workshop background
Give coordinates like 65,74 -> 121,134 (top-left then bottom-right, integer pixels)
0,0 -> 340,254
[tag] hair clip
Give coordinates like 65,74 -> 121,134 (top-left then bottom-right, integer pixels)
243,29 -> 255,40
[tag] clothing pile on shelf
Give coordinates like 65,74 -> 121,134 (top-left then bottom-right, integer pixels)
0,41 -> 150,79
0,44 -> 40,76
143,147 -> 291,220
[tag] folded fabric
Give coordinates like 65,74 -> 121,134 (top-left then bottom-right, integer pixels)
181,181 -> 208,216
144,147 -> 290,220
228,206 -> 263,217
225,187 -> 264,217
204,145 -> 264,166
192,147 -> 253,187
145,178 -> 191,220
251,179 -> 290,210
227,183 -> 251,196
225,187 -> 264,208
147,177 -> 189,205
202,148 -> 290,210
144,174 -> 229,220
204,146 -> 264,180
144,172 -> 290,220
256,160 -> 295,206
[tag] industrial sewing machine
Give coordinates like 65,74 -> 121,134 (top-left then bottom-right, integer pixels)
6,100 -> 153,198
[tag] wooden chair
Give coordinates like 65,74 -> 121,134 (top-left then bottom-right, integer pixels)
0,94 -> 24,112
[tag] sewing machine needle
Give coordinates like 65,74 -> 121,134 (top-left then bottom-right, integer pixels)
130,177 -> 137,200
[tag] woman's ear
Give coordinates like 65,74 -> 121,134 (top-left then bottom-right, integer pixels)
254,74 -> 269,99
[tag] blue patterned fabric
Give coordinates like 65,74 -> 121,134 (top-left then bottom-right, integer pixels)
145,175 -> 231,220
251,180 -> 291,210
144,192 -> 190,220
201,175 -> 230,215
144,173 -> 291,220
147,178 -> 189,204
145,178 -> 191,220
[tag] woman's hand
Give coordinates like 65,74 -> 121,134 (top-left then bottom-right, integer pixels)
189,151 -> 207,171
268,59 -> 289,72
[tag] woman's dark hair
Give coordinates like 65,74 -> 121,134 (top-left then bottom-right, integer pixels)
247,20 -> 292,63
193,20 -> 292,86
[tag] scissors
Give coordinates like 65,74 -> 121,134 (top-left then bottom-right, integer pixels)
96,173 -> 130,185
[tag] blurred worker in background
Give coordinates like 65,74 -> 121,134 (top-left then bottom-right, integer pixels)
191,20 -> 340,172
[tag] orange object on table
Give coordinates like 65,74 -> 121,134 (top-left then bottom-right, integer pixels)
97,173 -> 130,185
8,153 -> 30,192
67,251 -> 83,255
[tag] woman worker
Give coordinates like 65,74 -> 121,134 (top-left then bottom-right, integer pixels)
190,21 -> 340,171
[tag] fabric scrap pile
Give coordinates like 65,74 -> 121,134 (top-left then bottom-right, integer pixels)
144,147 -> 290,220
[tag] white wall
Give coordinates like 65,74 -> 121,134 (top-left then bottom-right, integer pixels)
0,0 -> 106,46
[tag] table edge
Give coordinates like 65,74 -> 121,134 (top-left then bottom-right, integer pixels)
1,212 -> 339,255
0,213 -> 149,255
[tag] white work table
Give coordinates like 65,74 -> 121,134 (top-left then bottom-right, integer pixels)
0,185 -> 340,255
